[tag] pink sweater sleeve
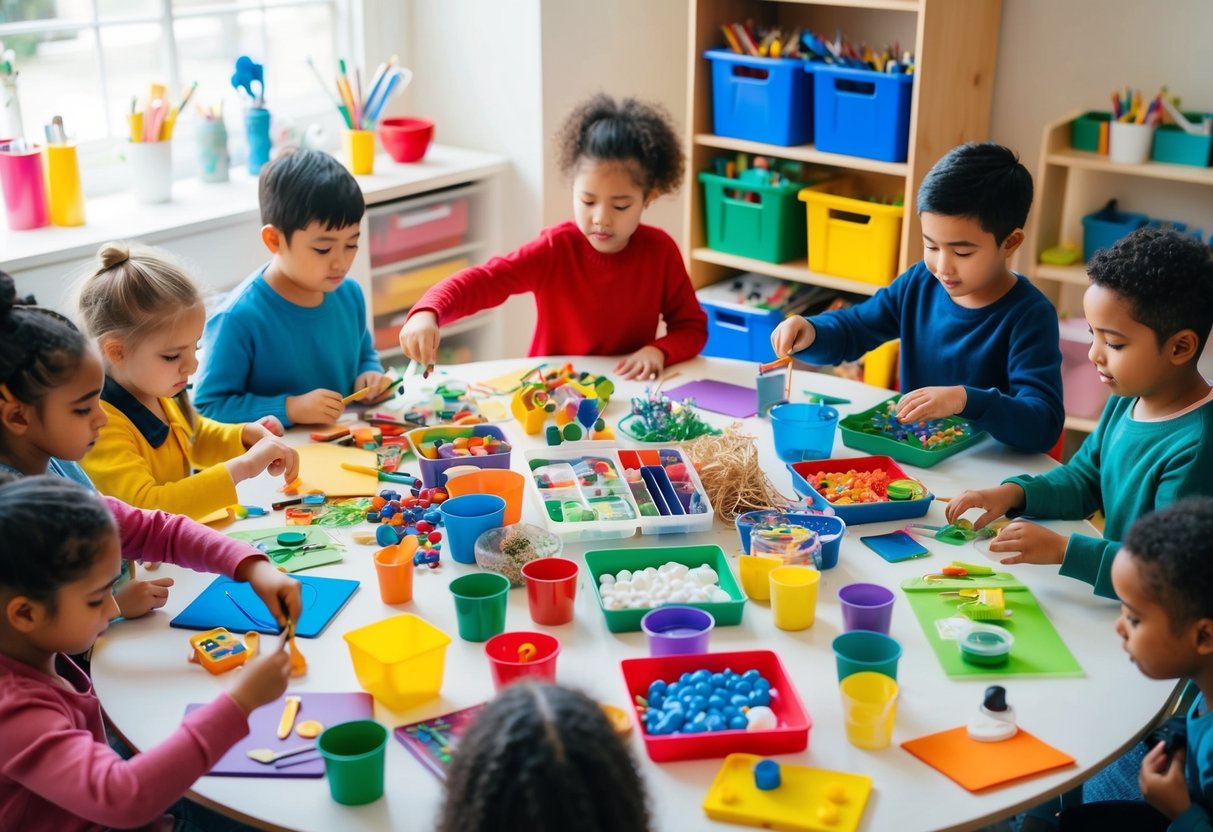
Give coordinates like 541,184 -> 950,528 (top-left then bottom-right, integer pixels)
106,496 -> 264,577
2,687 -> 248,829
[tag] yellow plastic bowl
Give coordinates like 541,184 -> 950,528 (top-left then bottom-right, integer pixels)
343,613 -> 451,710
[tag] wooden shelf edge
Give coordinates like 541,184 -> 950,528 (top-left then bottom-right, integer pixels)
694,134 -> 910,177
1044,148 -> 1213,186
761,0 -> 920,10
1032,263 -> 1089,286
692,248 -> 883,296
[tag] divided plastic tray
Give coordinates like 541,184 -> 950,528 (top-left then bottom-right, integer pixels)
787,455 -> 932,525
838,396 -> 988,468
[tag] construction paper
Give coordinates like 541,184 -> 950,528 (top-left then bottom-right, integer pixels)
227,526 -> 343,573
294,444 -> 380,497
170,574 -> 359,637
664,380 -> 757,418
860,531 -> 930,562
901,726 -> 1075,792
394,703 -> 487,780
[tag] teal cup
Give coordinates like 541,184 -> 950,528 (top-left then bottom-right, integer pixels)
832,630 -> 902,682
449,572 -> 510,642
317,720 -> 388,805
440,494 -> 507,564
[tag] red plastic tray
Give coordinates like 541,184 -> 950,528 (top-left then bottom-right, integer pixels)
787,454 -> 933,525
619,649 -> 811,762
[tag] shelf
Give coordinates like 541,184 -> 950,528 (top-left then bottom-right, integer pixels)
1045,148 -> 1213,187
370,241 -> 486,278
692,247 -> 882,296
694,134 -> 910,177
1034,263 -> 1089,286
770,0 -> 919,8
1065,414 -> 1099,433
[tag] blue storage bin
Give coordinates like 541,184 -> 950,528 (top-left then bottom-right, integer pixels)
1082,204 -> 1148,261
705,50 -> 813,146
810,64 -> 913,162
700,300 -> 782,363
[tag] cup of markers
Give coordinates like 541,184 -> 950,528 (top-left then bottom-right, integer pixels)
127,81 -> 196,204
306,56 -> 415,174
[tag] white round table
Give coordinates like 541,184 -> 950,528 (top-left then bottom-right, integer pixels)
91,355 -> 1176,832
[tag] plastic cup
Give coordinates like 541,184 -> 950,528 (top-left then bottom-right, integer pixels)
521,556 -> 578,625
373,541 -> 414,604
769,565 -> 820,631
126,140 -> 172,204
1109,121 -> 1156,164
440,493 -> 506,564
317,720 -> 388,805
770,403 -> 839,463
449,572 -> 510,642
0,144 -> 49,229
838,582 -> 895,633
44,144 -> 84,226
839,671 -> 898,750
737,554 -> 782,601
641,606 -> 715,655
832,630 -> 902,682
245,107 -> 270,175
445,468 -> 526,526
484,630 -> 559,690
196,118 -> 230,183
342,128 -> 375,175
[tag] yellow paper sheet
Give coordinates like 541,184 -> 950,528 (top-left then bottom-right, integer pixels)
294,444 -> 381,497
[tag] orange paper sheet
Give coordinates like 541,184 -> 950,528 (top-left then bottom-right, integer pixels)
294,444 -> 381,497
901,726 -> 1075,792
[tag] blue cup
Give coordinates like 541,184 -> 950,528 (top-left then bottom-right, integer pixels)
439,494 -> 506,564
770,403 -> 839,463
245,107 -> 271,175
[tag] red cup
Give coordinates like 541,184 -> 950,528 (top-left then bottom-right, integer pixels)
521,557 -> 578,626
485,631 -> 559,691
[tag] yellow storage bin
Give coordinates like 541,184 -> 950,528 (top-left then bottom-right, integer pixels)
799,179 -> 904,286
372,257 -> 468,317
343,613 -> 451,711
863,339 -> 899,390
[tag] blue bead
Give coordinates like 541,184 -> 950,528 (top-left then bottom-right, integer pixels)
679,672 -> 692,685
708,695 -> 727,710
694,682 -> 712,697
729,716 -> 749,730
754,760 -> 782,791
689,696 -> 708,714
754,678 -> 771,692
424,510 -> 441,524
375,524 -> 399,547
735,680 -> 752,694
705,715 -> 726,731
750,690 -> 771,706
710,672 -> 725,687
730,694 -> 749,707
649,680 -> 668,696
743,669 -> 760,682
723,706 -> 740,720
649,692 -> 665,710
691,669 -> 711,683
380,505 -> 397,519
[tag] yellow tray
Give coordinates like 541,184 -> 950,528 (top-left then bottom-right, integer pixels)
703,753 -> 872,832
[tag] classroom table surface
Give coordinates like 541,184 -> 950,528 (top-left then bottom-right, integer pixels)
91,355 -> 1176,832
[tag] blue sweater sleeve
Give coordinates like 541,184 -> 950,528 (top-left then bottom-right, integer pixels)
793,276 -> 905,366
353,283 -> 383,376
194,308 -> 291,426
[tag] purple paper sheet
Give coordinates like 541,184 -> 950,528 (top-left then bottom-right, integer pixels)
186,691 -> 373,778
663,379 -> 758,418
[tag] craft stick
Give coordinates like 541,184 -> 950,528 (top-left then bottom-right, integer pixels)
758,356 -> 793,374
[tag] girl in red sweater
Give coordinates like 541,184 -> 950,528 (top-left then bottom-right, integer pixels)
399,94 -> 706,380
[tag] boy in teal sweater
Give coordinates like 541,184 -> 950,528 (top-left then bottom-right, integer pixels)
947,228 -> 1213,598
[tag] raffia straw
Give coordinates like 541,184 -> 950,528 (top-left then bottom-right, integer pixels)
683,423 -> 792,522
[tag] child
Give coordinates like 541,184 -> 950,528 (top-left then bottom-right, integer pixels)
437,683 -> 651,832
1056,498 -> 1213,831
399,94 -> 707,381
77,242 -> 300,522
0,475 -> 294,831
194,148 -> 387,426
770,142 -> 1064,453
946,228 -> 1213,598
0,270 -> 302,622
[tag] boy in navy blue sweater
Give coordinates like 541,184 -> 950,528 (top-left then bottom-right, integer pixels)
771,143 -> 1064,453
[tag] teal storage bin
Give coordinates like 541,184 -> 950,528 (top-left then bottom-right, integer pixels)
1151,115 -> 1213,167
1082,203 -> 1148,261
699,170 -> 807,263
1071,112 -> 1112,152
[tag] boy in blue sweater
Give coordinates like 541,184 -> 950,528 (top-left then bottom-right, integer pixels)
1056,498 -> 1213,831
195,149 -> 387,426
770,142 -> 1063,453
948,228 -> 1213,598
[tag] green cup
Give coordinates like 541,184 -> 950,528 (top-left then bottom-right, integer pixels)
449,572 -> 511,642
317,720 -> 388,805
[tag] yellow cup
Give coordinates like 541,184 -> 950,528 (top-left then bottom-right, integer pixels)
343,129 -> 375,175
737,554 -> 782,601
769,565 -> 820,630
43,144 -> 85,226
840,671 -> 898,750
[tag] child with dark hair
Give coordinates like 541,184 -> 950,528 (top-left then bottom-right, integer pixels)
1055,498 -> 1213,831
771,142 -> 1063,452
195,147 -> 387,425
948,228 -> 1213,597
399,93 -> 706,380
0,475 -> 293,831
437,683 -> 651,832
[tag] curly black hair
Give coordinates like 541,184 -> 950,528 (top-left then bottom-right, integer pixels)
259,147 -> 365,244
0,475 -> 116,613
1124,498 -> 1213,633
916,142 -> 1033,244
437,683 -> 652,832
555,94 -> 684,197
1088,227 -> 1213,353
0,270 -> 88,407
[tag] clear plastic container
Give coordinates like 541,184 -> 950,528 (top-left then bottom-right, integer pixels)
473,523 -> 563,587
750,521 -> 822,568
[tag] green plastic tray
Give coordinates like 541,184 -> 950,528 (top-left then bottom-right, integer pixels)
838,397 -> 987,468
584,544 -> 746,633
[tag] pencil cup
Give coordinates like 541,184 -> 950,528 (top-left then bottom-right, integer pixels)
43,144 -> 84,226
126,141 -> 172,205
1109,121 -> 1156,164
342,129 -> 375,176
245,107 -> 270,175
0,144 -> 48,230
196,118 -> 230,183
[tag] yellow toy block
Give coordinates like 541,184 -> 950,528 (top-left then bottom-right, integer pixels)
703,753 -> 872,832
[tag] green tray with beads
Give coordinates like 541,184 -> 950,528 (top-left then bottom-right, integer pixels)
838,396 -> 988,468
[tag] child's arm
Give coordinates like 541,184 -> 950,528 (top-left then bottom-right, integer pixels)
1140,742 -> 1203,825
646,247 -> 707,368
185,410 -> 249,468
194,310 -> 294,425
790,281 -> 903,366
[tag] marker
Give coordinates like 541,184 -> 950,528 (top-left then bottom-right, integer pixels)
343,386 -> 372,404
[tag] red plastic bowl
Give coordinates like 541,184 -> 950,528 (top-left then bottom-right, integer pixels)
378,117 -> 434,163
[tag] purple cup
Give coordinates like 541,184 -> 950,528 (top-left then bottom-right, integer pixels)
838,583 -> 895,634
640,606 -> 715,656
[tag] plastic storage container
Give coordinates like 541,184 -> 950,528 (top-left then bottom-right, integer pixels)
838,396 -> 988,468
1071,111 -> 1112,153
704,50 -> 813,146
787,455 -> 933,524
406,424 -> 512,488
1082,203 -> 1148,261
735,510 -> 846,568
372,257 -> 467,319
619,649 -> 811,762
585,544 -> 746,633
368,190 -> 470,269
800,178 -> 904,285
1151,114 -> 1213,167
1058,317 -> 1111,420
698,170 -> 807,262
810,64 -> 913,162
343,614 -> 451,710
697,274 -> 806,363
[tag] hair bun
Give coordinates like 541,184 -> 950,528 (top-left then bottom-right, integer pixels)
98,242 -> 131,270
0,271 -> 37,326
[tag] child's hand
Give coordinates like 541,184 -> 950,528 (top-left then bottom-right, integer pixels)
258,415 -> 285,437
770,317 -> 815,358
400,311 -> 440,366
227,436 -> 300,486
235,558 -> 303,626
240,415 -> 285,448
986,521 -> 1068,565
229,649 -> 292,715
113,577 -> 175,619
614,346 -> 665,381
946,483 -> 1025,528
354,370 -> 392,403
285,388 -> 345,425
1140,741 -> 1191,820
896,386 -> 967,422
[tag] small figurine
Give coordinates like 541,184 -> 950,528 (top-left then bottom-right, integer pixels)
967,685 -> 1018,742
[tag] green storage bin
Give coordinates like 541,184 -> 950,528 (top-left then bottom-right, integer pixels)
838,396 -> 988,469
699,170 -> 807,263
1151,115 -> 1213,167
1071,111 -> 1112,152
584,544 -> 746,633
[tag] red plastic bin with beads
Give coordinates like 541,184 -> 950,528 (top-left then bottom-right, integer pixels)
787,455 -> 933,525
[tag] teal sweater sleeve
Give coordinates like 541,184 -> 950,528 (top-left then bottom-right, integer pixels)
1174,695 -> 1213,831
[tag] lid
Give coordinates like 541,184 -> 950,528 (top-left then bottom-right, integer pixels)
958,623 -> 1015,657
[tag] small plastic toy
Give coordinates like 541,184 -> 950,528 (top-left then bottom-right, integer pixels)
510,363 -> 615,436
188,627 -> 250,675
967,685 -> 1018,742
756,356 -> 792,417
